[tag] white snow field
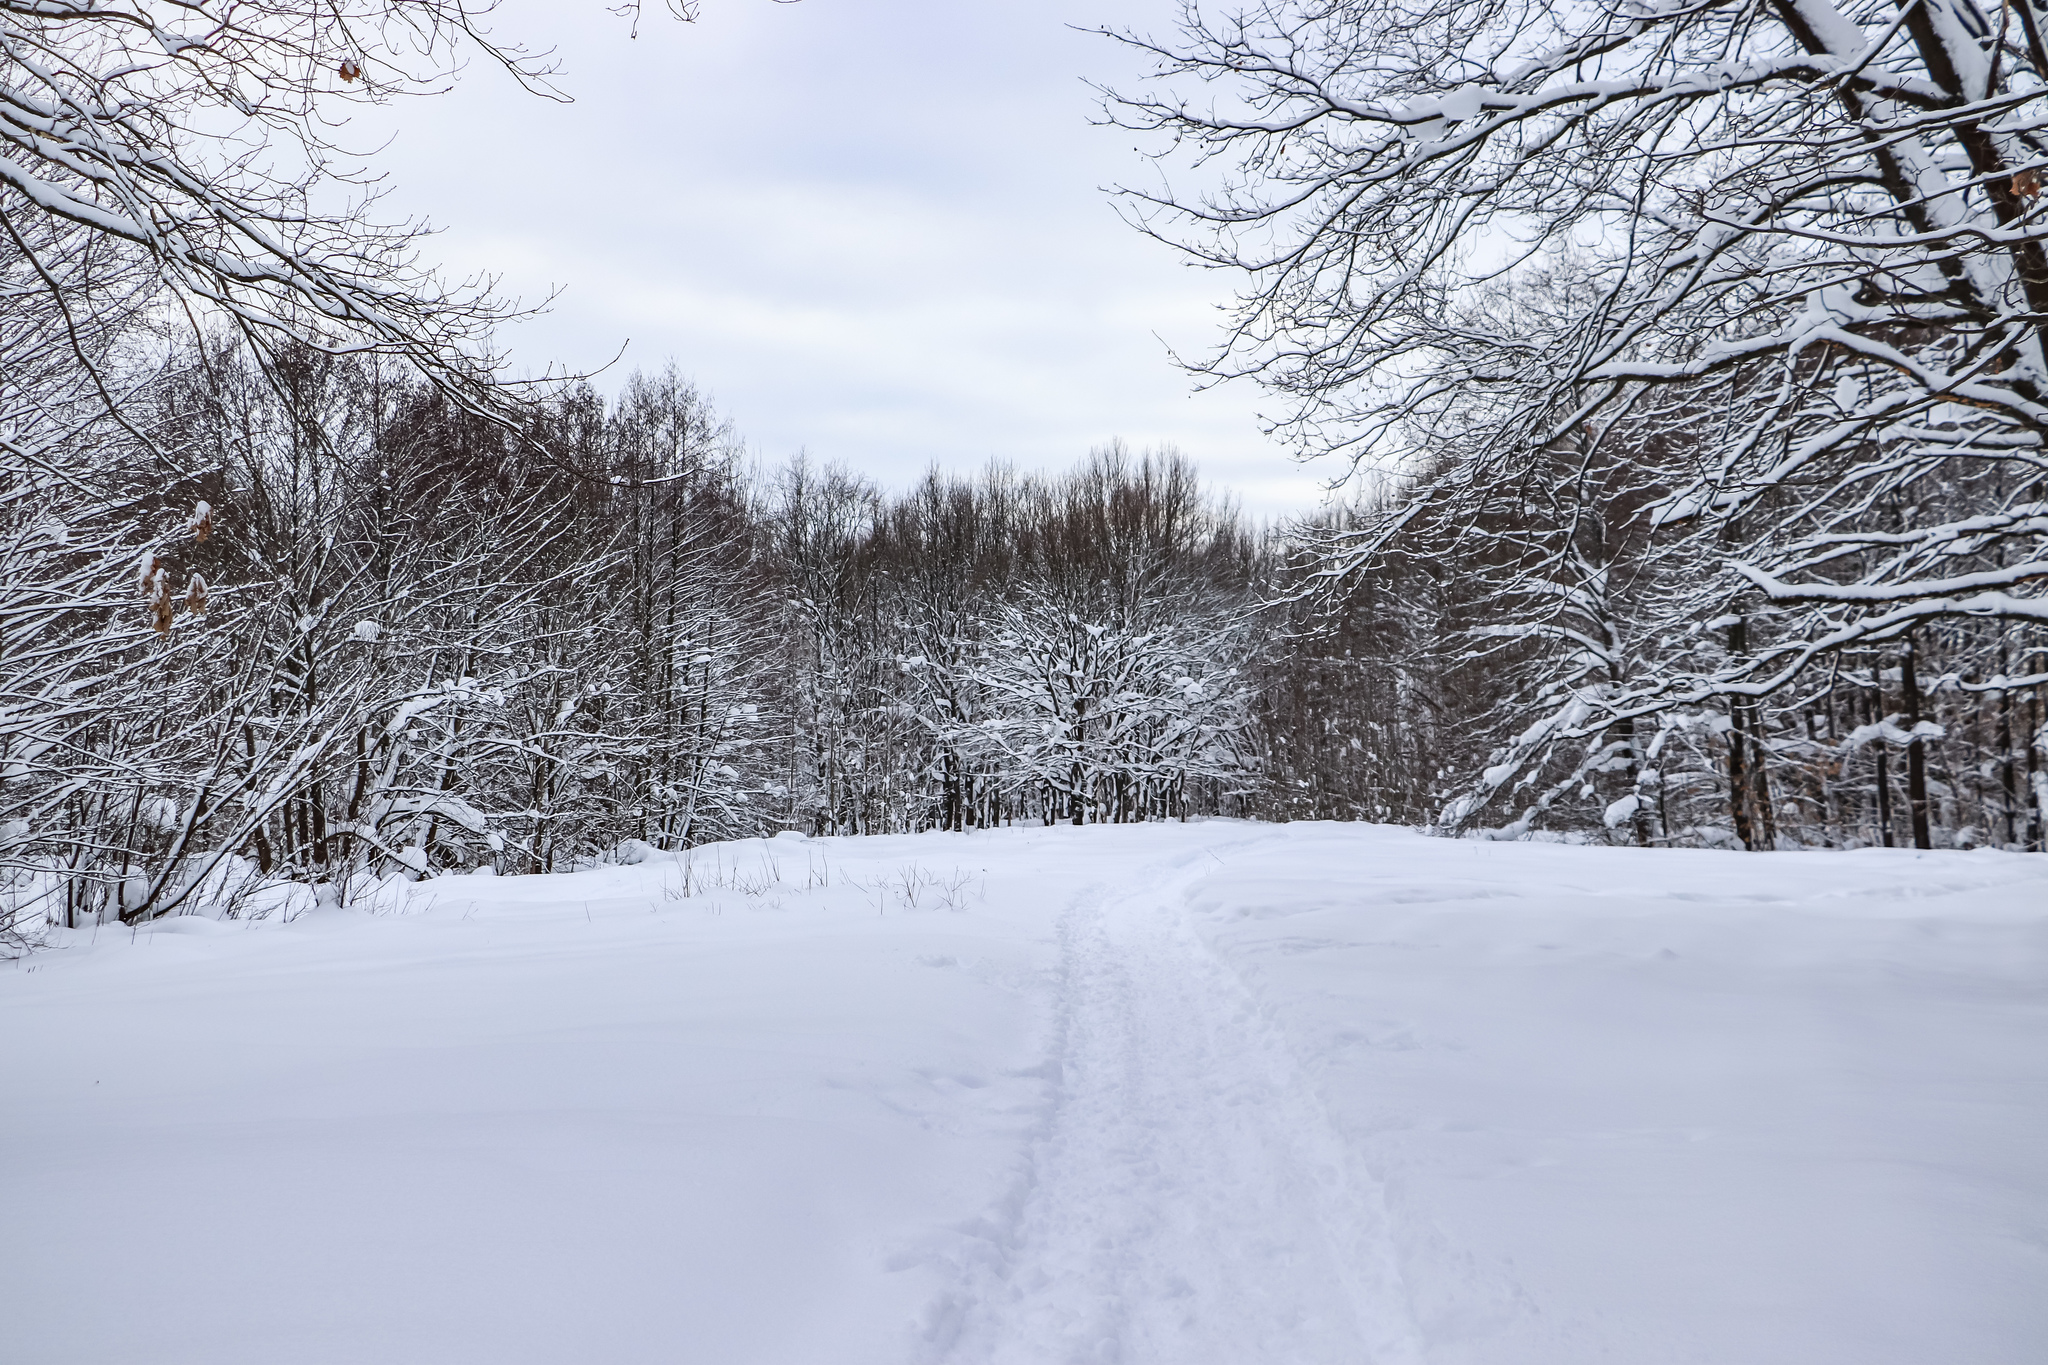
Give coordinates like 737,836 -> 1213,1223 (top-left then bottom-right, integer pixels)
5,823 -> 2045,1365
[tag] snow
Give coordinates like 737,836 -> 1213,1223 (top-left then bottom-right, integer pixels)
4,823 -> 2043,1364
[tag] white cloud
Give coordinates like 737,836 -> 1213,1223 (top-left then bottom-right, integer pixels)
346,0 -> 1332,516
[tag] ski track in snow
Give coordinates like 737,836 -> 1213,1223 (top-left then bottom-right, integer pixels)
923,835 -> 1424,1365
11,825 -> 2043,1365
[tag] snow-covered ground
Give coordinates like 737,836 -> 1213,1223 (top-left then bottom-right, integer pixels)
5,822 -> 2044,1364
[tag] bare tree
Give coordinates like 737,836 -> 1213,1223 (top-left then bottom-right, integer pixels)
1110,0 -> 2048,841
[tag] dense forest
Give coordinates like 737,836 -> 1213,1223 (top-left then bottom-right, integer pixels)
3,335 -> 2041,936
5,0 -> 2047,939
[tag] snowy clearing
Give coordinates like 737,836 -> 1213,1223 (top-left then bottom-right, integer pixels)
6,822 -> 2044,1365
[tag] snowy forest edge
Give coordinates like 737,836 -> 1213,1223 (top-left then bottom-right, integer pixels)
6,0 -> 2048,941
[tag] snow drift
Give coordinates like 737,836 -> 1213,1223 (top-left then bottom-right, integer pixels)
4,822 -> 2042,1364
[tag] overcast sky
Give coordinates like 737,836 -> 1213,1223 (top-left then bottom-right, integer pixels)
345,0 -> 1330,518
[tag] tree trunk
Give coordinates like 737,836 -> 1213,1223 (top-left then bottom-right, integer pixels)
1745,702 -> 1777,851
1726,716 -> 1756,851
1997,678 -> 2017,847
1724,619 -> 1765,849
1876,747 -> 1895,848
1902,635 -> 1933,849
1069,696 -> 1088,826
2030,650 -> 2045,851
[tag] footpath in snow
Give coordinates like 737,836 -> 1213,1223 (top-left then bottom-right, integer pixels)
4,822 -> 2044,1364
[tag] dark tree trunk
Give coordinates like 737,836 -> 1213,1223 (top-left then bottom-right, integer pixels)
1746,710 -> 1777,850
244,724 -> 275,874
1724,618 -> 1770,850
1069,697 -> 1088,826
2030,651 -> 2045,852
1902,635 -> 1933,850
1726,717 -> 1756,851
1996,650 -> 2018,847
1876,748 -> 1895,848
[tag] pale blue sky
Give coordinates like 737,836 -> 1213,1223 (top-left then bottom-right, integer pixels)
347,0 -> 1328,517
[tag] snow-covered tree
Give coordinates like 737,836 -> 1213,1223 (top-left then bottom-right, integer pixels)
963,601 -> 1255,823
1111,0 -> 2048,846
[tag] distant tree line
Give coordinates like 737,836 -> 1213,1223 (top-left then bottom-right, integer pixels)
7,0 -> 2046,945
6,328 -> 2042,941
1268,470 -> 2046,854
2,335 -> 1286,928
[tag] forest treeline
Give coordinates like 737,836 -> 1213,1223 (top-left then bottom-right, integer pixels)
4,333 -> 2042,936
7,335 -> 1283,929
7,0 -> 2048,940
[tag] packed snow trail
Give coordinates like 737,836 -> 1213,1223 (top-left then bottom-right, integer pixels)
925,836 -> 1422,1363
4,823 -> 2044,1365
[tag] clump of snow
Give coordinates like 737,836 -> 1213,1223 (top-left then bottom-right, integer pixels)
1601,791 -> 1641,827
612,837 -> 666,866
